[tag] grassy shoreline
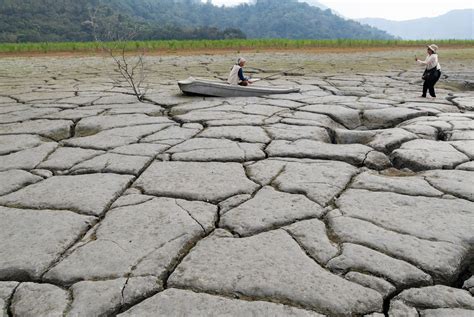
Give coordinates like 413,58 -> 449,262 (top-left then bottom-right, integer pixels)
1,39 -> 473,54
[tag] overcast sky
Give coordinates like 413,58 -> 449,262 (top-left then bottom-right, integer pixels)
209,0 -> 474,21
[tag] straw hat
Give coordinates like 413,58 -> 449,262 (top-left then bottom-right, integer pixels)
427,44 -> 438,53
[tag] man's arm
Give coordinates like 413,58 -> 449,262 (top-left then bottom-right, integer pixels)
238,68 -> 246,81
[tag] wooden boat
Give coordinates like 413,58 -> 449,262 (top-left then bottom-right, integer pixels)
178,77 -> 300,97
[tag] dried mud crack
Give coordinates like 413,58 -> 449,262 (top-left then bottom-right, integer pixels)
1,49 -> 474,316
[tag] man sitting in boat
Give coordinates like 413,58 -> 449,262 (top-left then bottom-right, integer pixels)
227,57 -> 251,86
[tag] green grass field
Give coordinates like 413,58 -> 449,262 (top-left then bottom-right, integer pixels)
0,39 -> 473,54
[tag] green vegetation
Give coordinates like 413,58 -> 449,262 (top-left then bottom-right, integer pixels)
1,39 -> 472,54
1,0 -> 393,43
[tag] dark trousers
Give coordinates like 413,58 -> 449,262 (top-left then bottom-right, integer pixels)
422,69 -> 441,97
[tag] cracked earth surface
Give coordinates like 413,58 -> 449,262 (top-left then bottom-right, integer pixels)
0,49 -> 473,316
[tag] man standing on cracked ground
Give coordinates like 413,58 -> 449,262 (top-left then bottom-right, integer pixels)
416,44 -> 442,99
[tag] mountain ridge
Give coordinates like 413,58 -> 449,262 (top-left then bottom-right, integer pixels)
359,9 -> 474,40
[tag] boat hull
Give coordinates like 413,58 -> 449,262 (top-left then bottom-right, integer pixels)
178,78 -> 300,97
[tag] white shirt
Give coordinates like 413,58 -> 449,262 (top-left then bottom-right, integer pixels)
227,65 -> 242,85
418,54 -> 441,70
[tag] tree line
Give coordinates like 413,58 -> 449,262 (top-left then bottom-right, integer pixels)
0,0 -> 393,43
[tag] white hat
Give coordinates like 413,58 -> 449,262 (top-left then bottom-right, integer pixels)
427,44 -> 438,53
237,57 -> 246,64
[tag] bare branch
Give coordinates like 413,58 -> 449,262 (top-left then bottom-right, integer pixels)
87,2 -> 148,101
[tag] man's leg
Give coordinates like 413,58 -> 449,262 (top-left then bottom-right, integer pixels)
428,83 -> 436,98
422,80 -> 428,97
429,71 -> 441,97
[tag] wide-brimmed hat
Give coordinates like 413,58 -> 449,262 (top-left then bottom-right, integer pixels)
427,44 -> 438,53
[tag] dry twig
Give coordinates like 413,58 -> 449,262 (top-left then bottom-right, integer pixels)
86,4 -> 148,100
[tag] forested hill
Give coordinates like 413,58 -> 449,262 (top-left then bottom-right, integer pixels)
0,0 -> 394,42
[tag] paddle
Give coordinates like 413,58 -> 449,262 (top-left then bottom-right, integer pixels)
255,66 -> 304,81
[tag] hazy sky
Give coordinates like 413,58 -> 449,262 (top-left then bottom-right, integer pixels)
209,0 -> 474,21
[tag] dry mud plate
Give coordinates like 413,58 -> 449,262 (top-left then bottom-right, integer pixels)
1,50 -> 474,316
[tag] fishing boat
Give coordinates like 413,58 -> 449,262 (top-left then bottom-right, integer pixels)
177,77 -> 300,97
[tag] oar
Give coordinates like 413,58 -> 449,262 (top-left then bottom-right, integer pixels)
257,66 -> 304,80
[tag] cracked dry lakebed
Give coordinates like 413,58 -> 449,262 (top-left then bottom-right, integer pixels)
0,48 -> 474,316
